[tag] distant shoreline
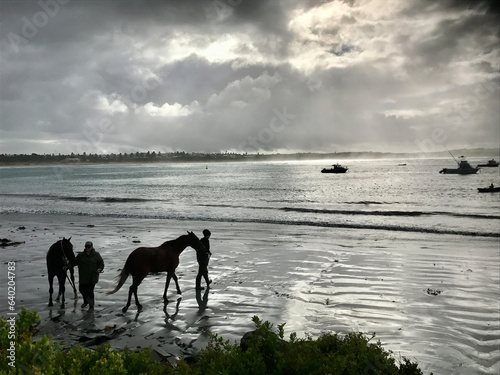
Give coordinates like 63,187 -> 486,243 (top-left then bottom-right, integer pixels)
0,148 -> 498,166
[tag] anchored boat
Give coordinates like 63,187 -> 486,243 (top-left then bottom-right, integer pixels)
477,159 -> 499,168
439,155 -> 480,175
321,163 -> 348,173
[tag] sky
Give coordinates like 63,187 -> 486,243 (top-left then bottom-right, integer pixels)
1,0 -> 499,155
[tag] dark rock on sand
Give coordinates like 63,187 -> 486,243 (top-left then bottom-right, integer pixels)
0,238 -> 25,247
426,288 -> 442,296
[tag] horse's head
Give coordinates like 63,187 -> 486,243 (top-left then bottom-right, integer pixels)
62,237 -> 76,263
186,231 -> 206,253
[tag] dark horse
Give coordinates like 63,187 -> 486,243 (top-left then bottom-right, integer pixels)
107,231 -> 206,313
46,237 -> 77,308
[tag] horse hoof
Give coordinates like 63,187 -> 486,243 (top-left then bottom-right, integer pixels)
122,306 -> 128,313
137,305 -> 143,312
48,301 -> 53,307
177,290 -> 182,295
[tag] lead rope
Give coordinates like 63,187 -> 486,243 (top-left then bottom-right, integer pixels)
61,240 -> 77,293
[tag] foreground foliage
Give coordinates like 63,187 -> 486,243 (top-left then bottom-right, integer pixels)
0,308 -> 425,374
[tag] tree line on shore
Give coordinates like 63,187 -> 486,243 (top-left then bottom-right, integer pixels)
1,148 -> 497,165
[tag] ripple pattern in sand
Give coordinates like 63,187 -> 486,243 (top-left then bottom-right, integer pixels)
281,241 -> 500,375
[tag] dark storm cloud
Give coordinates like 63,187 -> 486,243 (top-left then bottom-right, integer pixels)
0,0 -> 498,154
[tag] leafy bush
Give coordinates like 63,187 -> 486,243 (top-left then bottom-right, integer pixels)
192,316 -> 425,375
0,310 -> 427,374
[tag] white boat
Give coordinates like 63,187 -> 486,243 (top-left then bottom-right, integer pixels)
439,156 -> 480,175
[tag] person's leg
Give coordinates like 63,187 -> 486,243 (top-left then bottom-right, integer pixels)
79,284 -> 89,308
88,283 -> 96,309
197,263 -> 210,289
203,269 -> 211,286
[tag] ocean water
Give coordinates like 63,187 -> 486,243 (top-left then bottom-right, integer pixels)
1,158 -> 499,238
1,158 -> 499,374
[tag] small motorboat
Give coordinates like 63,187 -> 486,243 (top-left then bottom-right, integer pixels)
477,159 -> 499,168
478,184 -> 500,193
321,163 -> 348,173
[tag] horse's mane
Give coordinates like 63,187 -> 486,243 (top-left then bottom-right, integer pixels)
160,233 -> 191,248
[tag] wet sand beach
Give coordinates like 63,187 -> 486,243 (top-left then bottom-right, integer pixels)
0,212 -> 499,374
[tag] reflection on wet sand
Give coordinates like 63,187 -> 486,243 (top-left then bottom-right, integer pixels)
196,287 -> 209,313
164,297 -> 182,320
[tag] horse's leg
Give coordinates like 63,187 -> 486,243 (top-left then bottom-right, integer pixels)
55,277 -> 61,302
133,285 -> 142,312
163,273 -> 172,302
163,272 -> 181,302
69,267 -> 78,299
123,276 -> 144,313
172,272 -> 182,295
48,274 -> 54,307
123,285 -> 134,313
132,276 -> 144,311
57,273 -> 66,308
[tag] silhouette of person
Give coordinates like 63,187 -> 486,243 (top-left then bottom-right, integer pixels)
196,229 -> 212,290
75,241 -> 104,312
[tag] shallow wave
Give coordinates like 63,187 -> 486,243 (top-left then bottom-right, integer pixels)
0,193 -> 156,203
2,207 -> 499,238
201,203 -> 500,220
3,194 -> 499,221
280,206 -> 500,220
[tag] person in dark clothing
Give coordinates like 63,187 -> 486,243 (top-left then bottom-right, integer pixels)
75,241 -> 104,311
196,229 -> 212,290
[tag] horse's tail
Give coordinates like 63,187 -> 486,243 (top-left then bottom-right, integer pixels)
106,257 -> 131,295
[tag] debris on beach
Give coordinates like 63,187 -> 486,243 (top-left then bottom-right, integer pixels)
426,288 -> 442,296
79,326 -> 126,346
0,238 -> 25,247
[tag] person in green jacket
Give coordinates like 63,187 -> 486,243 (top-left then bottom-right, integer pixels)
75,241 -> 104,311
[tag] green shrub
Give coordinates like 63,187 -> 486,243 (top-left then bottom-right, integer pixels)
0,310 -> 427,374
192,316 -> 425,375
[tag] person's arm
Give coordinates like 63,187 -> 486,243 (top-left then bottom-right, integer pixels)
96,253 -> 104,273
